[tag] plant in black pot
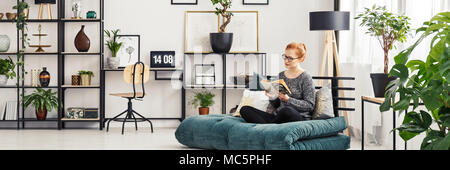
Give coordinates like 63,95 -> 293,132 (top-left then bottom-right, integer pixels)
210,0 -> 233,53
189,91 -> 215,115
355,5 -> 411,97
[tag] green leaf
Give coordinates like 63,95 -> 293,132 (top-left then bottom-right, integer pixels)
440,59 -> 450,76
433,135 -> 450,150
389,64 -> 409,83
421,130 -> 445,150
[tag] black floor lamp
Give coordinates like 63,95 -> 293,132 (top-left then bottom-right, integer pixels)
310,11 -> 351,136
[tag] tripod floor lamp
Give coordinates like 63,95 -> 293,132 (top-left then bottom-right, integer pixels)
310,11 -> 351,136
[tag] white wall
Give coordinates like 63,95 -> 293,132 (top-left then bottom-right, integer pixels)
0,0 -> 335,128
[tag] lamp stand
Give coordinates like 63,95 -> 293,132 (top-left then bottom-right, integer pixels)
38,3 -> 53,19
319,30 -> 350,136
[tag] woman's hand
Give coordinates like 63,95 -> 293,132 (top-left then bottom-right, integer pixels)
265,90 -> 277,99
278,93 -> 290,102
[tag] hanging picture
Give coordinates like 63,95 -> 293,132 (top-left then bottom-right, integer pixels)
220,11 -> 259,53
172,0 -> 198,5
243,0 -> 269,5
185,11 -> 219,53
117,35 -> 140,68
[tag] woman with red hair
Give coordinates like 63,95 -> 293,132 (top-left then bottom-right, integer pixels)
240,42 -> 316,124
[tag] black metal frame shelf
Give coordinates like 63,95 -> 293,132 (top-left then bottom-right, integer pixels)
0,0 -> 105,130
182,52 -> 267,116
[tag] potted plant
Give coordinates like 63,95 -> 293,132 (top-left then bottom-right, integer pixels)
190,91 -> 215,115
78,70 -> 94,86
23,88 -> 59,120
210,0 -> 233,53
380,12 -> 449,150
0,57 -> 16,86
355,5 -> 411,97
105,29 -> 123,69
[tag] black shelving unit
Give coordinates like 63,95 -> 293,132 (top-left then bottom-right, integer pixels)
182,53 -> 267,116
0,0 -> 104,130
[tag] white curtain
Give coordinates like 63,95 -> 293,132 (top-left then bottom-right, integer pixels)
339,0 -> 449,149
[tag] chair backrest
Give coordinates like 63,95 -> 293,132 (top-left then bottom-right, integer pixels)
123,62 -> 150,98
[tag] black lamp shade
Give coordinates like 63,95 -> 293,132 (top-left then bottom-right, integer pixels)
310,11 -> 350,31
35,0 -> 56,4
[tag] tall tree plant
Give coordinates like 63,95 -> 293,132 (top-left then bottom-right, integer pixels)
211,0 -> 233,33
355,5 -> 411,74
380,12 -> 450,150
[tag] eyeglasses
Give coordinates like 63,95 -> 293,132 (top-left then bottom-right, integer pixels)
282,54 -> 299,62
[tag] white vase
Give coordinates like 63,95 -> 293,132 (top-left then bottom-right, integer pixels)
0,75 -> 8,86
107,56 -> 120,69
0,35 -> 10,52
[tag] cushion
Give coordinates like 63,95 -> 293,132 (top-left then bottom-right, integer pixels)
312,82 -> 334,119
175,114 -> 349,150
233,89 -> 269,117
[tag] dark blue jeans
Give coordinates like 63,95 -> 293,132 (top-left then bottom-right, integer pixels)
240,106 -> 310,124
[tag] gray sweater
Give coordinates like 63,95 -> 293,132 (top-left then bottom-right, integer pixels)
267,71 -> 316,118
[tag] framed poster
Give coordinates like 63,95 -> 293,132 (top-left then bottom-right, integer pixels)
220,11 -> 259,53
172,0 -> 198,5
185,11 -> 219,53
150,51 -> 176,68
117,35 -> 140,68
195,64 -> 215,85
243,0 -> 269,5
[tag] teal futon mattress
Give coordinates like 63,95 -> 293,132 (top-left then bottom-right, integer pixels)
175,114 -> 350,150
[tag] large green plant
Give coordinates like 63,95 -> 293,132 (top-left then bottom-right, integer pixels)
104,29 -> 123,57
23,88 -> 59,112
0,57 -> 16,79
380,12 -> 450,150
211,0 -> 233,33
355,5 -> 411,74
190,91 -> 215,108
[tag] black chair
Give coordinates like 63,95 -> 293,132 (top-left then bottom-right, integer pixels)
106,62 -> 154,134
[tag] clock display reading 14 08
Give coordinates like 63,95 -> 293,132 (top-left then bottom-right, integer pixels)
150,51 -> 175,68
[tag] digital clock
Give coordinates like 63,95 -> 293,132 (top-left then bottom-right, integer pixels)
150,51 -> 176,68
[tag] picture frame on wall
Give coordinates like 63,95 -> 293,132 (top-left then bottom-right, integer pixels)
243,0 -> 269,5
172,0 -> 198,5
185,11 -> 219,53
220,11 -> 259,53
116,35 -> 140,68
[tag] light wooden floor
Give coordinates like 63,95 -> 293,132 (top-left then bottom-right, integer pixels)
0,128 -> 390,150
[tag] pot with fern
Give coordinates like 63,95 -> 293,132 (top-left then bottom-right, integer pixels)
190,91 -> 215,115
0,57 -> 16,86
355,5 -> 411,97
105,29 -> 123,69
23,88 -> 59,121
210,0 -> 233,53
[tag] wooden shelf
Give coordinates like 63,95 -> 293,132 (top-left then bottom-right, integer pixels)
185,84 -> 225,89
0,52 -> 18,55
61,52 -> 102,55
61,18 -> 102,22
61,118 -> 100,122
23,52 -> 58,55
62,85 -> 100,88
150,68 -> 183,71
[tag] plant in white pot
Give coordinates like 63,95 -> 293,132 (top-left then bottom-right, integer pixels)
0,57 -> 16,86
355,5 -> 411,97
210,0 -> 233,53
105,29 -> 123,69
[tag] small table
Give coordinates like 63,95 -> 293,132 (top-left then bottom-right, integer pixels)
361,96 -> 405,150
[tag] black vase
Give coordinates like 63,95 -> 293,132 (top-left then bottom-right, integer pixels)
74,25 -> 90,52
210,33 -> 233,53
370,73 -> 397,98
39,67 -> 50,87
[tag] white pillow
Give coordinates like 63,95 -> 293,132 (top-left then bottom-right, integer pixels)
233,90 -> 270,117
312,82 -> 334,118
